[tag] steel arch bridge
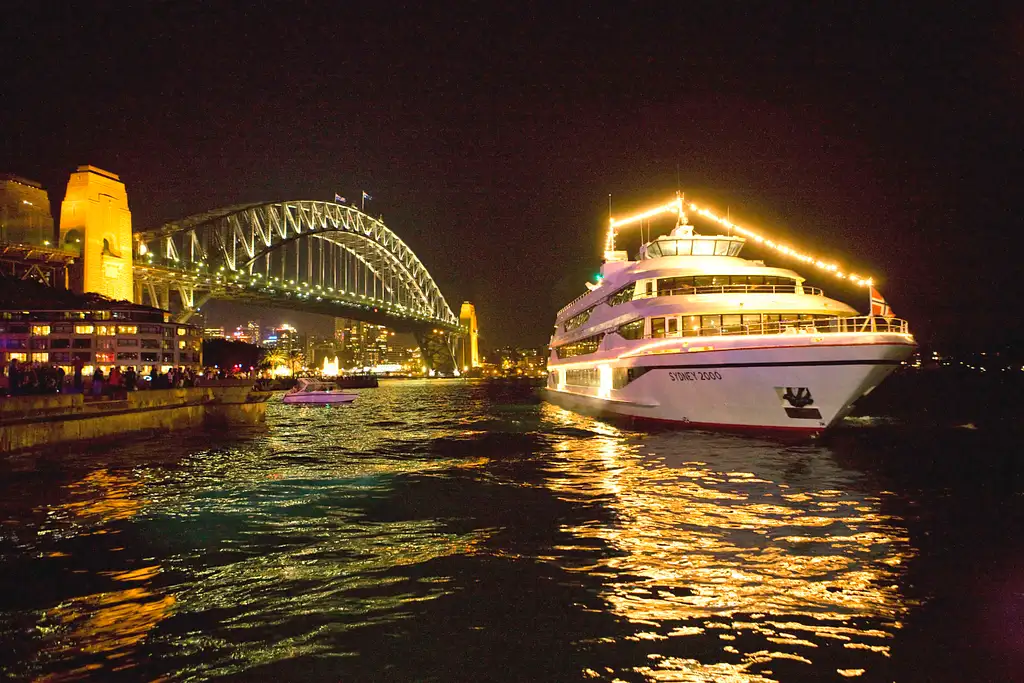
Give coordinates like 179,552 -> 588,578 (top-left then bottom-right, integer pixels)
132,201 -> 462,368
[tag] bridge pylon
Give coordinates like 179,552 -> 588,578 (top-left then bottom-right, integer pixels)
457,301 -> 480,372
414,328 -> 458,376
59,165 -> 134,301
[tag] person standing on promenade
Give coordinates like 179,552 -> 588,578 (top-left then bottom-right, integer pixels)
91,367 -> 104,398
72,357 -> 84,393
109,366 -> 122,398
7,359 -> 21,396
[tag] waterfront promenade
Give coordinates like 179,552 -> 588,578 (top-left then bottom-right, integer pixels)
0,380 -> 269,453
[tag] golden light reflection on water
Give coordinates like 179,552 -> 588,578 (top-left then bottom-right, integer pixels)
541,404 -> 915,681
35,468 -> 174,679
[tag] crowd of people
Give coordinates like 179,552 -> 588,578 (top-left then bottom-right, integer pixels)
1,359 -> 209,398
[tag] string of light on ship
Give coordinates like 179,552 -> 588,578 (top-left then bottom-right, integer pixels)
607,196 -> 874,287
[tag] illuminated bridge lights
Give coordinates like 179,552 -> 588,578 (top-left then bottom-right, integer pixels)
607,194 -> 875,287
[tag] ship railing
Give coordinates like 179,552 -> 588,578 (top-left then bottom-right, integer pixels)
561,282 -> 827,319
557,291 -> 592,318
640,315 -> 910,340
650,283 -> 825,297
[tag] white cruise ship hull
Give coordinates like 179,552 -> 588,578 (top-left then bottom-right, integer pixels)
543,335 -> 913,433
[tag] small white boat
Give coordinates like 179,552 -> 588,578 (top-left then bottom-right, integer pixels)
282,378 -> 358,404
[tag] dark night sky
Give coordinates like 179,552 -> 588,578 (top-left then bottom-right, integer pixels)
2,2 -> 1022,349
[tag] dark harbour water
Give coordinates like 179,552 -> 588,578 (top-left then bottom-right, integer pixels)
1,376 -> 1022,682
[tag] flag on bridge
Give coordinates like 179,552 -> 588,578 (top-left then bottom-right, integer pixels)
362,191 -> 372,201
334,194 -> 346,203
869,286 -> 894,319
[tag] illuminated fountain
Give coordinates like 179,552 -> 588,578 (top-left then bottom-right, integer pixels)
322,356 -> 340,377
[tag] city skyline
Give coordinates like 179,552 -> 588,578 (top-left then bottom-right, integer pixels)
2,5 -> 1022,348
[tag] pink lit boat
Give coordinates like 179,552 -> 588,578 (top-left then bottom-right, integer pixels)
282,378 -> 358,404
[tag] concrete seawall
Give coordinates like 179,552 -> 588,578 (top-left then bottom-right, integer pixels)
0,381 -> 271,453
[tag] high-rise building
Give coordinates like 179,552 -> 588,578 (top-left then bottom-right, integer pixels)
0,174 -> 54,246
338,318 -> 396,369
246,320 -> 261,346
272,323 -> 302,356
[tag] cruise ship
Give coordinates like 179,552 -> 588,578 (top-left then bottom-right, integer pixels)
543,195 -> 915,433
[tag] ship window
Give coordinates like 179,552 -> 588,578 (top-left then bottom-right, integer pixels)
721,314 -> 743,334
729,242 -> 743,256
742,314 -> 763,333
645,243 -> 662,258
564,307 -> 593,331
711,275 -> 730,287
666,317 -> 679,336
617,319 -> 645,340
660,241 -> 677,256
554,333 -> 603,359
608,284 -> 636,306
701,315 -> 720,333
564,368 -> 600,387
715,240 -> 731,255
693,240 -> 714,255
694,276 -> 713,288
683,315 -> 701,336
651,317 -> 667,338
645,281 -> 654,297
658,277 -> 694,295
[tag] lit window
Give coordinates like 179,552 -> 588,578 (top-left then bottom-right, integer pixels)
96,325 -> 116,335
117,325 -> 138,334
8,352 -> 27,362
177,328 -> 187,336
31,325 -> 50,335
178,340 -> 186,349
75,325 -> 94,334
31,352 -> 48,362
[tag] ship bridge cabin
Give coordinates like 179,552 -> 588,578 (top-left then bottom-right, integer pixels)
638,228 -> 746,260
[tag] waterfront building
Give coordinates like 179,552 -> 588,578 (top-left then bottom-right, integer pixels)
0,277 -> 202,377
0,174 -> 55,247
203,326 -> 227,340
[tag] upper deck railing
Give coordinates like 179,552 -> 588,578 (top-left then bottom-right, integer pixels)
556,290 -> 593,319
639,315 -> 910,340
651,283 -> 824,298
557,282 -> 826,321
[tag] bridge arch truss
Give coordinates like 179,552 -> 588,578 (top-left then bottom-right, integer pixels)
133,201 -> 459,330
